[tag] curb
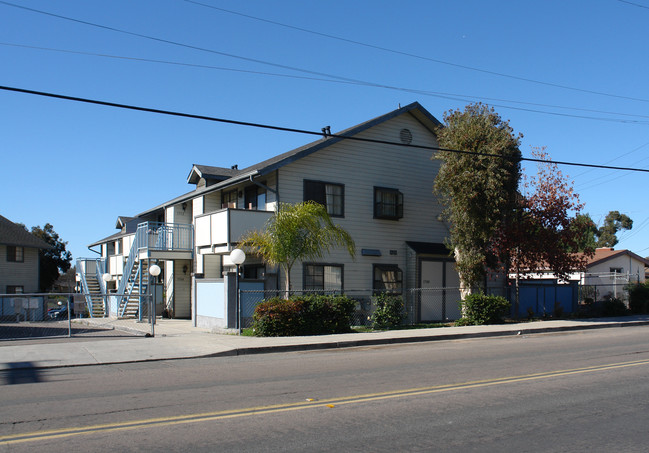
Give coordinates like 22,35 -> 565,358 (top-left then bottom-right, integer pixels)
209,319 -> 649,357
4,320 -> 649,370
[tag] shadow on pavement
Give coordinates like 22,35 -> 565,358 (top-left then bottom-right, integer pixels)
0,362 -> 43,384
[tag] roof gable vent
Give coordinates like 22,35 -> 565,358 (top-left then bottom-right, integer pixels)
400,128 -> 413,144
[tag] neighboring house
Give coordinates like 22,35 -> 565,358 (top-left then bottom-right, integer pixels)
510,247 -> 649,315
580,248 -> 648,301
78,102 -> 462,325
0,214 -> 50,294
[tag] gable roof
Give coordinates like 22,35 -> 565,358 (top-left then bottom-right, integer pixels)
115,216 -> 134,230
137,102 -> 441,217
0,214 -> 50,249
187,165 -> 243,185
585,248 -> 649,267
230,101 -> 442,179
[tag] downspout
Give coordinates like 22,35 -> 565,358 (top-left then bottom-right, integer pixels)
249,175 -> 279,204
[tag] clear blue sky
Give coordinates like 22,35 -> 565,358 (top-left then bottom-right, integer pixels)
1,0 -> 648,262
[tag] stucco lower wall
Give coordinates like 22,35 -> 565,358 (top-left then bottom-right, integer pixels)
195,279 -> 226,329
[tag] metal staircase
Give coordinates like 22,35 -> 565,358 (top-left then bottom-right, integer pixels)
77,258 -> 107,318
116,228 -> 150,319
84,271 -> 106,317
78,221 -> 193,319
117,258 -> 149,318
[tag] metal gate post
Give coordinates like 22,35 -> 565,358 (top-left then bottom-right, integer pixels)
67,297 -> 72,338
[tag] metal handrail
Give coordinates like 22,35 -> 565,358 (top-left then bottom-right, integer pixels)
119,262 -> 141,317
115,221 -> 194,317
95,258 -> 107,316
76,258 -> 94,313
136,221 -> 194,252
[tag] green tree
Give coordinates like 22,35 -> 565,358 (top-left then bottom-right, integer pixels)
30,223 -> 72,292
571,214 -> 598,252
434,103 -> 522,292
597,211 -> 633,247
239,201 -> 356,295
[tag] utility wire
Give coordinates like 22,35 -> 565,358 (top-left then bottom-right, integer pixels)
4,0 -> 649,120
2,84 -> 648,174
2,40 -> 648,125
184,0 -> 649,104
617,0 -> 649,10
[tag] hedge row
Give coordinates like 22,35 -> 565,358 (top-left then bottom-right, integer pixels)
628,283 -> 649,314
253,294 -> 355,336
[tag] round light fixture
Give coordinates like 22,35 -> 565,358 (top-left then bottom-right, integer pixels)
230,248 -> 246,265
149,264 -> 161,277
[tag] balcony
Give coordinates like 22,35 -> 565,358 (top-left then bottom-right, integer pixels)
136,221 -> 194,260
195,208 -> 273,254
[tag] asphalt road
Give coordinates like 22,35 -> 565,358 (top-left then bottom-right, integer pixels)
1,326 -> 649,452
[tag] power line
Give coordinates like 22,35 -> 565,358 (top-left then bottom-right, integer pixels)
183,0 -> 649,104
2,84 -> 648,174
4,0 -> 649,118
2,40 -> 649,125
617,0 -> 649,10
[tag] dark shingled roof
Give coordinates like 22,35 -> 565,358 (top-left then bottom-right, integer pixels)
187,165 -> 242,184
0,214 -> 51,249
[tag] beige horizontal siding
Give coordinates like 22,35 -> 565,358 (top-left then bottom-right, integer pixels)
275,112 -> 448,290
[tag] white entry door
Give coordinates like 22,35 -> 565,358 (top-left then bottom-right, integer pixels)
420,260 -> 461,321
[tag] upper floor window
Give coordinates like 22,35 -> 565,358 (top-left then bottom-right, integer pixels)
304,263 -> 343,291
304,180 -> 344,217
222,189 -> 238,209
7,246 -> 24,263
245,185 -> 267,211
374,187 -> 403,220
373,264 -> 403,294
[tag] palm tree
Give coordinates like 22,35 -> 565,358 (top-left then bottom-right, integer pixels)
239,201 -> 355,296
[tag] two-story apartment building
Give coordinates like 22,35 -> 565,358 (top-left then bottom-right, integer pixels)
78,102 -> 461,325
0,214 -> 50,294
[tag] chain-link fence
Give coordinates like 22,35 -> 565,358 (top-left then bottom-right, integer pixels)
0,293 -> 155,340
238,282 -> 639,328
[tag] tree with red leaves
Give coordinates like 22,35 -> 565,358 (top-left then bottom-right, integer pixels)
494,148 -> 595,315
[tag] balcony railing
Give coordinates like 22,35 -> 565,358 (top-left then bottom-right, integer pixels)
195,208 -> 273,250
136,221 -> 194,252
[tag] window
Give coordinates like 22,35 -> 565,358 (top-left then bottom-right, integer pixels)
6,285 -> 24,294
304,180 -> 344,217
610,267 -> 624,280
221,189 -> 238,209
374,187 -> 403,220
373,264 -> 403,294
304,264 -> 343,291
7,246 -> 24,262
244,185 -> 266,211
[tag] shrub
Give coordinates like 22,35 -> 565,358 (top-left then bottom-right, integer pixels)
371,293 -> 405,330
459,293 -> 510,325
601,297 -> 628,317
253,294 -> 356,336
252,297 -> 306,337
627,283 -> 649,314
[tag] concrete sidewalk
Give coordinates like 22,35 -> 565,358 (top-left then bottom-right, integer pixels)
2,315 -> 649,370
